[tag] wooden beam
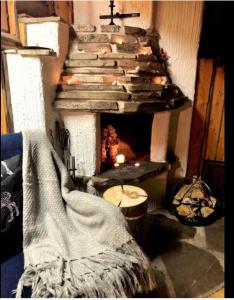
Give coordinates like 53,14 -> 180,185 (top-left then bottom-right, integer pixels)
1,1 -> 9,33
54,1 -> 73,24
187,59 -> 214,177
216,109 -> 225,161
1,82 -> 8,134
7,1 -> 19,38
18,22 -> 27,46
205,66 -> 225,160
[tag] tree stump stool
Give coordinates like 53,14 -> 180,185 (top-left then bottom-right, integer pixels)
103,185 -> 148,246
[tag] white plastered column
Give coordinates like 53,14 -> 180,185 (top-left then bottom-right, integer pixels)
60,112 -> 101,177
5,21 -> 69,145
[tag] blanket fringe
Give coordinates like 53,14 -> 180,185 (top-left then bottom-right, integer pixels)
15,239 -> 156,298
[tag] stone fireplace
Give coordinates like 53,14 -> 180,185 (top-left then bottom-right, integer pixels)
54,23 -> 188,209
5,19 -> 188,210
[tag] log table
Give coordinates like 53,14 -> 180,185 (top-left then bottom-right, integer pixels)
103,184 -> 148,245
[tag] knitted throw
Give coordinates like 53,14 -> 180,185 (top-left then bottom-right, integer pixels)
16,130 -> 156,297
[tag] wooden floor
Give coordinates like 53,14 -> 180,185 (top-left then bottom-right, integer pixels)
208,288 -> 224,298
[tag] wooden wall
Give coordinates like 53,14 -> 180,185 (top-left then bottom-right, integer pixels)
187,59 -> 225,177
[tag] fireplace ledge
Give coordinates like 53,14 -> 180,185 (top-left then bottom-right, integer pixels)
91,161 -> 168,188
54,96 -> 188,113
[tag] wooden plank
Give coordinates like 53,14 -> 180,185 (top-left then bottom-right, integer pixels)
1,53 -> 14,133
18,16 -> 61,24
205,66 -> 224,160
1,1 -> 9,33
7,1 -> 19,37
216,109 -> 224,161
187,59 -> 214,177
18,22 -> 27,46
54,1 -> 73,24
1,82 -> 8,134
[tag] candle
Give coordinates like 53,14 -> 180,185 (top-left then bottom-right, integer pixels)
100,50 -> 106,54
116,154 -> 125,164
134,162 -> 140,167
114,163 -> 119,167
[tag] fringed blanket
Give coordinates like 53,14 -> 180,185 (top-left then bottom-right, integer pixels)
16,130 -> 156,297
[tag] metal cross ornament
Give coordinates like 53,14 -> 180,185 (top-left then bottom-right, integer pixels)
100,0 -> 140,25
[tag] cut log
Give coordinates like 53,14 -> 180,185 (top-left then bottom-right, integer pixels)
103,185 -> 148,220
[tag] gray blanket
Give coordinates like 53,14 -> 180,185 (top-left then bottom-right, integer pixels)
16,130 -> 156,297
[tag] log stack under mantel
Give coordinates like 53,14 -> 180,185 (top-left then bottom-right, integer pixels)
54,24 -> 188,113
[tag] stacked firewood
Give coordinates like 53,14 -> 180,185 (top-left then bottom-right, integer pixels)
172,177 -> 218,223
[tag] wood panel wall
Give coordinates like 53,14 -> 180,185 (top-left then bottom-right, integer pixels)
187,59 -> 225,177
1,1 -> 9,33
205,66 -> 224,161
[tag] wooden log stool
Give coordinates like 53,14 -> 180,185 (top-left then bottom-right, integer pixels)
103,185 -> 148,246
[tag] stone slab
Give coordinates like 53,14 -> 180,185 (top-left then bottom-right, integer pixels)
70,42 -> 112,53
124,26 -> 146,36
101,25 -> 121,32
65,60 -> 116,67
73,24 -> 96,32
118,60 -> 160,69
60,84 -> 124,91
68,52 -> 98,60
4,48 -> 56,56
137,54 -> 157,61
54,98 -> 187,113
117,76 -> 152,84
62,74 -> 120,84
131,92 -> 162,100
118,100 -> 168,113
98,53 -> 136,60
116,43 -> 139,53
92,161 -> 168,186
110,34 -> 138,44
75,34 -> 109,43
54,100 -> 118,111
126,85 -> 183,99
57,90 -> 130,100
124,83 -> 164,92
65,67 -> 124,75
126,65 -> 166,75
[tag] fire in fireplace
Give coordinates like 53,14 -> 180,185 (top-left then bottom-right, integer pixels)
101,113 -> 154,171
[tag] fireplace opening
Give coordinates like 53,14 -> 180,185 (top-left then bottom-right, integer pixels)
101,113 -> 154,171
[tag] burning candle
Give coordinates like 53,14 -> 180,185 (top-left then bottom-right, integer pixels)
114,163 -> 119,167
134,162 -> 140,167
116,154 -> 125,164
